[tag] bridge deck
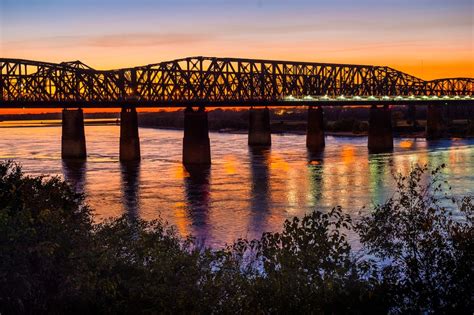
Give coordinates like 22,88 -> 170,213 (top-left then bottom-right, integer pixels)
1,99 -> 473,108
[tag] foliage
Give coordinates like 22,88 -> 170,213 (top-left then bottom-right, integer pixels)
0,161 -> 472,313
226,207 -> 388,313
356,164 -> 473,313
0,161 -> 93,313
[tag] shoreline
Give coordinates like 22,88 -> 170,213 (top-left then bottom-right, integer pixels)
0,120 -> 471,139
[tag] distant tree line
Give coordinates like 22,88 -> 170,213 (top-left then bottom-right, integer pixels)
2,106 -> 473,136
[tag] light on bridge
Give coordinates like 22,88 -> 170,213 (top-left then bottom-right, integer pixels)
280,93 -> 472,102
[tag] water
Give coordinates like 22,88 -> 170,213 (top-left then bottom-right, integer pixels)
1,123 -> 473,247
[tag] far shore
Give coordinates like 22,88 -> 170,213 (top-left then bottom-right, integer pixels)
1,115 -> 472,139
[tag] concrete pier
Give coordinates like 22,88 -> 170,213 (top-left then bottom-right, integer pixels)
62,108 -> 86,159
120,107 -> 141,161
368,105 -> 393,153
183,107 -> 211,165
248,107 -> 271,146
306,106 -> 325,151
426,104 -> 446,139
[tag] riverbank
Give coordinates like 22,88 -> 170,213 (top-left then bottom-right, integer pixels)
136,108 -> 473,138
1,107 -> 472,138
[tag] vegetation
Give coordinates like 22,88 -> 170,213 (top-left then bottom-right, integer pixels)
356,165 -> 473,313
0,161 -> 472,314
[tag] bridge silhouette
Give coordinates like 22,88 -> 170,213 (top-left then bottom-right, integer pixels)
1,56 -> 473,107
1,56 -> 473,164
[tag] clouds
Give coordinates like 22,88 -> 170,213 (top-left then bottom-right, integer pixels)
2,32 -> 213,51
86,33 -> 212,48
0,0 -> 472,79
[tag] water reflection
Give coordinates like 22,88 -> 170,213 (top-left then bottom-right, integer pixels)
249,147 -> 271,233
307,150 -> 324,207
1,125 -> 473,248
120,161 -> 141,219
368,154 -> 393,205
62,159 -> 87,194
183,164 -> 211,241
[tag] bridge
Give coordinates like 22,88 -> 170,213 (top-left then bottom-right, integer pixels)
1,56 -> 473,164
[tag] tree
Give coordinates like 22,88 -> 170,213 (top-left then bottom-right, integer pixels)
226,207 -> 389,313
356,164 -> 473,313
0,161 -> 93,313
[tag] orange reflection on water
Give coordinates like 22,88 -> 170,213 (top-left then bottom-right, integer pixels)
173,164 -> 189,179
222,155 -> 237,175
340,145 -> 356,165
399,140 -> 414,149
269,153 -> 290,172
317,143 -> 373,211
173,201 -> 190,236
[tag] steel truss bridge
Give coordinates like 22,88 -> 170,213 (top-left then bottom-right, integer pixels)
1,56 -> 473,108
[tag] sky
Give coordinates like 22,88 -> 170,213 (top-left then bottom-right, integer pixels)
1,0 -> 472,80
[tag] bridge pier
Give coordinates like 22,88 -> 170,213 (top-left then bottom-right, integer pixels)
62,108 -> 86,159
248,107 -> 271,146
426,104 -> 446,139
183,107 -> 211,165
120,107 -> 141,161
368,105 -> 393,153
306,106 -> 325,151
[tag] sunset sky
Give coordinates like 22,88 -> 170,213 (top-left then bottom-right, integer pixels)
1,0 -> 473,78
0,0 -> 473,114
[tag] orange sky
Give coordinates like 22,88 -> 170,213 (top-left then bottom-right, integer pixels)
1,0 -> 472,115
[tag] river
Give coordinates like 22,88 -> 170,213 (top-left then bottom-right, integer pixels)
1,122 -> 473,247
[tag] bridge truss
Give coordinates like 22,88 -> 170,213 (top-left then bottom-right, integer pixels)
0,56 -> 473,107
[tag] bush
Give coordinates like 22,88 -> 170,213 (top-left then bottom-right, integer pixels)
356,164 -> 473,313
0,161 -> 93,313
227,207 -> 388,313
0,161 -> 472,313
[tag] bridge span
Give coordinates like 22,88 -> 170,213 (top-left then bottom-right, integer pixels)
1,56 -> 473,164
